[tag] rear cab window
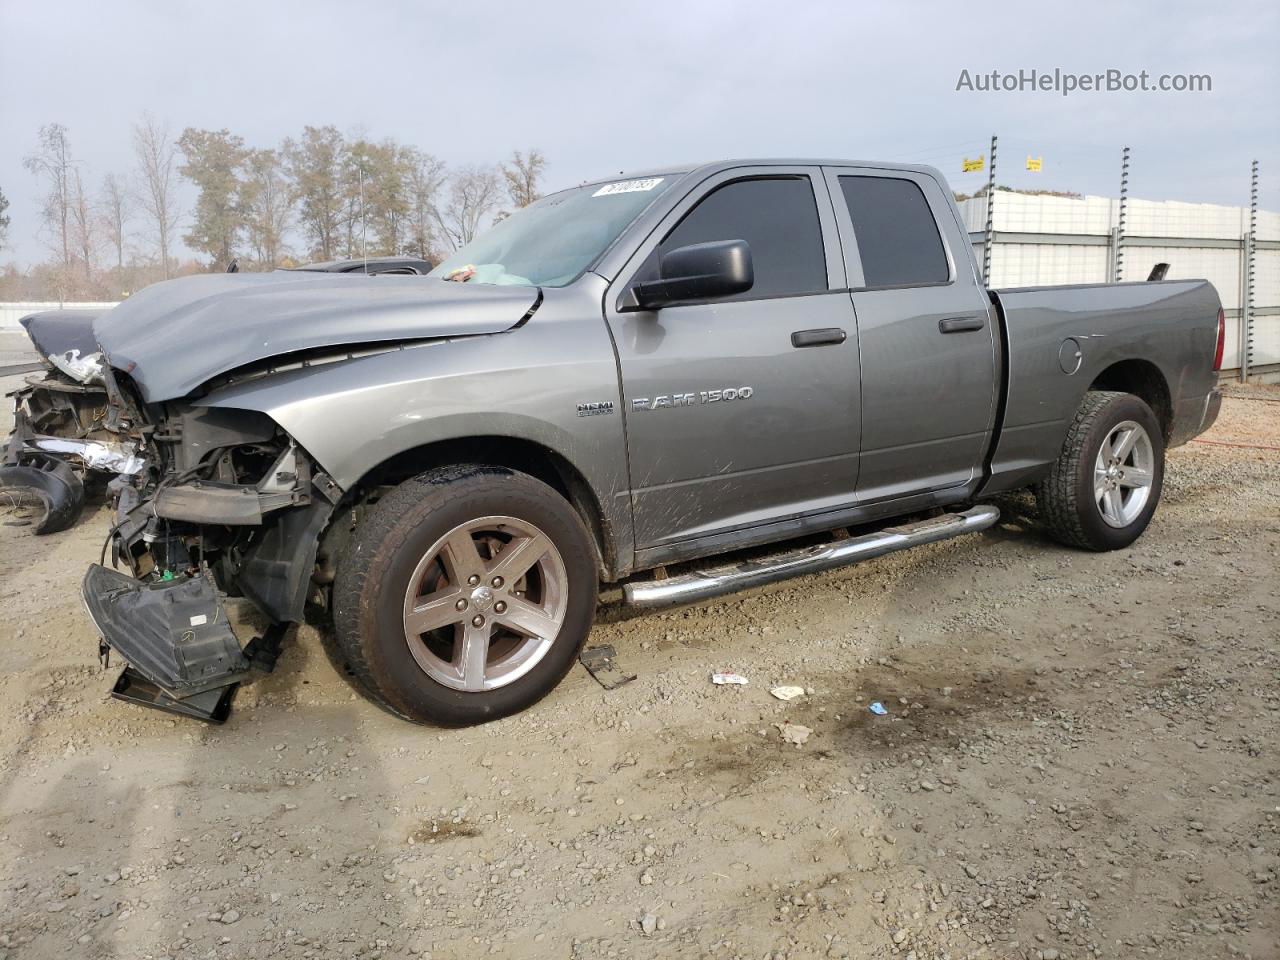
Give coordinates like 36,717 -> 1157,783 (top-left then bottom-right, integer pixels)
838,176 -> 950,288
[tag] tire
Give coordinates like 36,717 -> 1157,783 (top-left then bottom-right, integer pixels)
1036,390 -> 1165,551
332,465 -> 598,724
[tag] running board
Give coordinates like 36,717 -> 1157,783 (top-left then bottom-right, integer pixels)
622,505 -> 1000,609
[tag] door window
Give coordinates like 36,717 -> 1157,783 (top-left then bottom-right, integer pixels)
641,176 -> 828,300
839,176 -> 949,288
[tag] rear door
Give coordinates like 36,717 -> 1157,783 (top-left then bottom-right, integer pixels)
604,167 -> 862,555
824,167 -> 998,501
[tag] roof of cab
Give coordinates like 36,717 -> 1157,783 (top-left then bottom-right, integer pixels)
573,158 -> 946,191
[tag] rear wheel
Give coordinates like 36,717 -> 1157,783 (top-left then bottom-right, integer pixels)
333,465 -> 598,724
1036,391 -> 1165,551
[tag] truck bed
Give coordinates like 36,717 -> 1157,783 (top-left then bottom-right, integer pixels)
984,278 -> 1221,494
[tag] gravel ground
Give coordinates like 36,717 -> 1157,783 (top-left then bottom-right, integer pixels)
0,378 -> 1276,960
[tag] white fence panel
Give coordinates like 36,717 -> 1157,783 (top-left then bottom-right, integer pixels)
0,302 -> 119,331
959,192 -> 1278,375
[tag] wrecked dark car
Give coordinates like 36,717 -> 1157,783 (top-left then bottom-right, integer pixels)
289,254 -> 434,275
72,159 -> 1222,728
1,256 -> 434,534
1,308 -> 141,533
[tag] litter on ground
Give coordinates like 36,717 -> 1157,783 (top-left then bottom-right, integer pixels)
775,722 -> 812,746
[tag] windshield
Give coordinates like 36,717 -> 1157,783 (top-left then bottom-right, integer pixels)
428,176 -> 678,287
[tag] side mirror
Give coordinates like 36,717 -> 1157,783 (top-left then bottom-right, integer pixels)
627,239 -> 754,310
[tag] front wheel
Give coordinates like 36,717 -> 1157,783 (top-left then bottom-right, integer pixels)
332,465 -> 599,724
1036,390 -> 1165,551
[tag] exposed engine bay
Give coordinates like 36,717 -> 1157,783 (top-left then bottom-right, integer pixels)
81,376 -> 345,722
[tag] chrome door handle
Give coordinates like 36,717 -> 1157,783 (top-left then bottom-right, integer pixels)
938,317 -> 985,334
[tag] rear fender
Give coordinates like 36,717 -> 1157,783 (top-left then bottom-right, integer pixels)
983,280 -> 1219,494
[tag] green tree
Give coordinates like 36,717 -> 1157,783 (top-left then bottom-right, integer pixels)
502,148 -> 546,209
343,138 -> 419,257
239,148 -> 291,269
178,128 -> 248,270
283,126 -> 347,260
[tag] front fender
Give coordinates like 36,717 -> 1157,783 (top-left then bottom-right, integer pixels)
199,290 -> 631,566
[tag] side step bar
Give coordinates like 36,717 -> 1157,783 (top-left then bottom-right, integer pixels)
623,505 -> 1000,610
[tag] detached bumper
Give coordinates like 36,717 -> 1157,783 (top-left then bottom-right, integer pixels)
82,565 -> 252,719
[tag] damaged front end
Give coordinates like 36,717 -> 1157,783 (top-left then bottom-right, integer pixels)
84,393 -> 341,723
64,267 -> 541,722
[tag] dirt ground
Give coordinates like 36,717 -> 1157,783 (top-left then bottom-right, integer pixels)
0,363 -> 1276,960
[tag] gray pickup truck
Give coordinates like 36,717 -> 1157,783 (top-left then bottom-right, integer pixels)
72,159 -> 1224,724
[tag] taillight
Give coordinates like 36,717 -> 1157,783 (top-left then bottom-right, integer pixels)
1212,307 -> 1226,371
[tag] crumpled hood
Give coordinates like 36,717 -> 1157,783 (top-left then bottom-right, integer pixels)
93,271 -> 540,401
20,310 -> 110,383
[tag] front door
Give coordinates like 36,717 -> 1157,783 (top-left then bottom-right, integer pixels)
605,168 -> 863,554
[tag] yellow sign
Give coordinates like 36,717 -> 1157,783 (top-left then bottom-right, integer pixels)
962,155 -> 985,173
1026,155 -> 1043,172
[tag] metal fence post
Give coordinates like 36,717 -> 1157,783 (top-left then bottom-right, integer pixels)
1242,160 -> 1258,383
982,134 -> 997,286
1114,146 -> 1130,282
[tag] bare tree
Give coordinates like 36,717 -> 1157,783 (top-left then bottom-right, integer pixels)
434,165 -> 502,251
406,150 -> 446,261
0,186 -> 10,254
132,114 -> 180,279
501,149 -> 546,209
68,168 -> 97,284
23,124 -> 74,276
239,148 -> 292,269
100,173 -> 131,270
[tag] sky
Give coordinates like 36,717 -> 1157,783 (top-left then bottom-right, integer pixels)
1,0 -> 1276,266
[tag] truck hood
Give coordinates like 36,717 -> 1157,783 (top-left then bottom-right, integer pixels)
93,272 -> 540,402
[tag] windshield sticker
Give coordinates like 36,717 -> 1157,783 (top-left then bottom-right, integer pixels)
592,177 -> 664,197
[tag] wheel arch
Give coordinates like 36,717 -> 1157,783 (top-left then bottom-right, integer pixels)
348,436 -> 617,581
1088,359 -> 1173,441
